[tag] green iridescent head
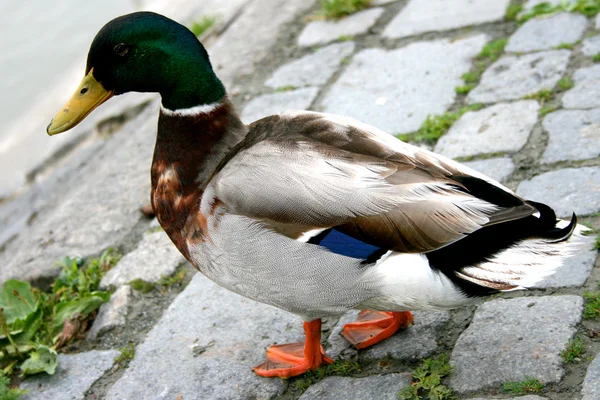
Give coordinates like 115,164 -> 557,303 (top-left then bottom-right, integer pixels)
48,12 -> 225,135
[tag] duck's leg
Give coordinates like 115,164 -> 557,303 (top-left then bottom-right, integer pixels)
252,319 -> 333,378
341,310 -> 414,349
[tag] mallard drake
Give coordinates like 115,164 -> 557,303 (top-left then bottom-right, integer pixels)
47,12 -> 584,378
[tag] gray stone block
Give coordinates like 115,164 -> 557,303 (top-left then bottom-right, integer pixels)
450,295 -> 583,393
583,352 -> 600,400
210,0 -> 316,88
88,285 -> 132,339
506,13 -> 587,53
265,42 -> 355,89
298,8 -> 384,47
468,50 -> 571,104
435,101 -> 538,159
461,157 -> 516,183
241,87 -> 319,124
534,247 -> 597,288
322,35 -> 487,133
542,109 -> 600,163
21,350 -> 118,400
100,231 -> 185,289
299,374 -> 412,400
326,311 -> 449,362
105,273 -> 306,400
383,0 -> 510,39
562,66 -> 600,109
0,138 -> 105,251
516,167 -> 600,218
582,35 -> 600,56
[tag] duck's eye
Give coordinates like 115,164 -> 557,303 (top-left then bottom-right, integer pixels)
114,43 -> 129,56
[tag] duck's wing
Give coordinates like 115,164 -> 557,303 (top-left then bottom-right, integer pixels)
207,111 -> 534,253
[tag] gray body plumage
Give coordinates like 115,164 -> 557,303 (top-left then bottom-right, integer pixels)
182,110 -> 586,321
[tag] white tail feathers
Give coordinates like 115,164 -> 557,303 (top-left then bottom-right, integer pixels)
456,222 -> 595,291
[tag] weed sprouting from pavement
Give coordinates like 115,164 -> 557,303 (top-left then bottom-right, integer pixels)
561,337 -> 586,363
318,0 -> 372,19
455,38 -> 508,95
519,0 -> 600,22
398,354 -> 456,400
503,377 -> 544,395
0,249 -> 119,379
556,76 -> 574,92
292,361 -> 361,393
115,342 -> 135,363
397,104 -> 484,145
583,285 -> 600,319
188,16 -> 216,37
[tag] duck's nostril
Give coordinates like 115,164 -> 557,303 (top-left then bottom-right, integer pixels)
80,87 -> 88,94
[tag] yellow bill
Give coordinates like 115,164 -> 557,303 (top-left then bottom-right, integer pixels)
46,68 -> 113,135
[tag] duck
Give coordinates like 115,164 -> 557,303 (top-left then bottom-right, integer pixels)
47,11 -> 585,379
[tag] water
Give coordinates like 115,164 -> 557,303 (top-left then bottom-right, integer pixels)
0,1 -> 136,140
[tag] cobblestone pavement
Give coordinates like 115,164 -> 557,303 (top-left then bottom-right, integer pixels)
2,0 -> 600,399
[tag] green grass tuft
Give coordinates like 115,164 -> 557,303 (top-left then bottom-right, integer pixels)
157,268 -> 187,290
318,0 -> 372,19
292,361 -> 361,393
398,354 -> 456,400
554,42 -> 575,50
523,89 -> 553,104
556,76 -> 574,92
114,343 -> 135,363
477,38 -> 508,62
129,279 -> 156,294
562,337 -> 586,363
539,105 -> 558,116
505,2 -> 524,20
520,0 -> 600,22
503,377 -> 544,395
454,38 -> 508,98
522,75 -> 574,109
594,53 -> 600,62
275,85 -> 298,92
188,16 -> 216,37
397,104 -> 484,145
130,267 -> 187,294
461,71 -> 480,85
584,288 -> 600,319
455,84 -> 475,95
337,35 -> 354,42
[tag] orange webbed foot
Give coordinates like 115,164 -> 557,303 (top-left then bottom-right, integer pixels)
252,319 -> 333,378
341,310 -> 414,349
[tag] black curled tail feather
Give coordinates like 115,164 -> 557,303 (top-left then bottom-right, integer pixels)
526,200 -> 577,242
426,200 -> 578,297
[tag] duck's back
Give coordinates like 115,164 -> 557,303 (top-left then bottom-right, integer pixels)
187,110 -> 584,319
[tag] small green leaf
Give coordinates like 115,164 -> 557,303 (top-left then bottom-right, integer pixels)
0,280 -> 39,326
1,307 -> 44,341
20,345 -> 57,376
50,292 -> 109,335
